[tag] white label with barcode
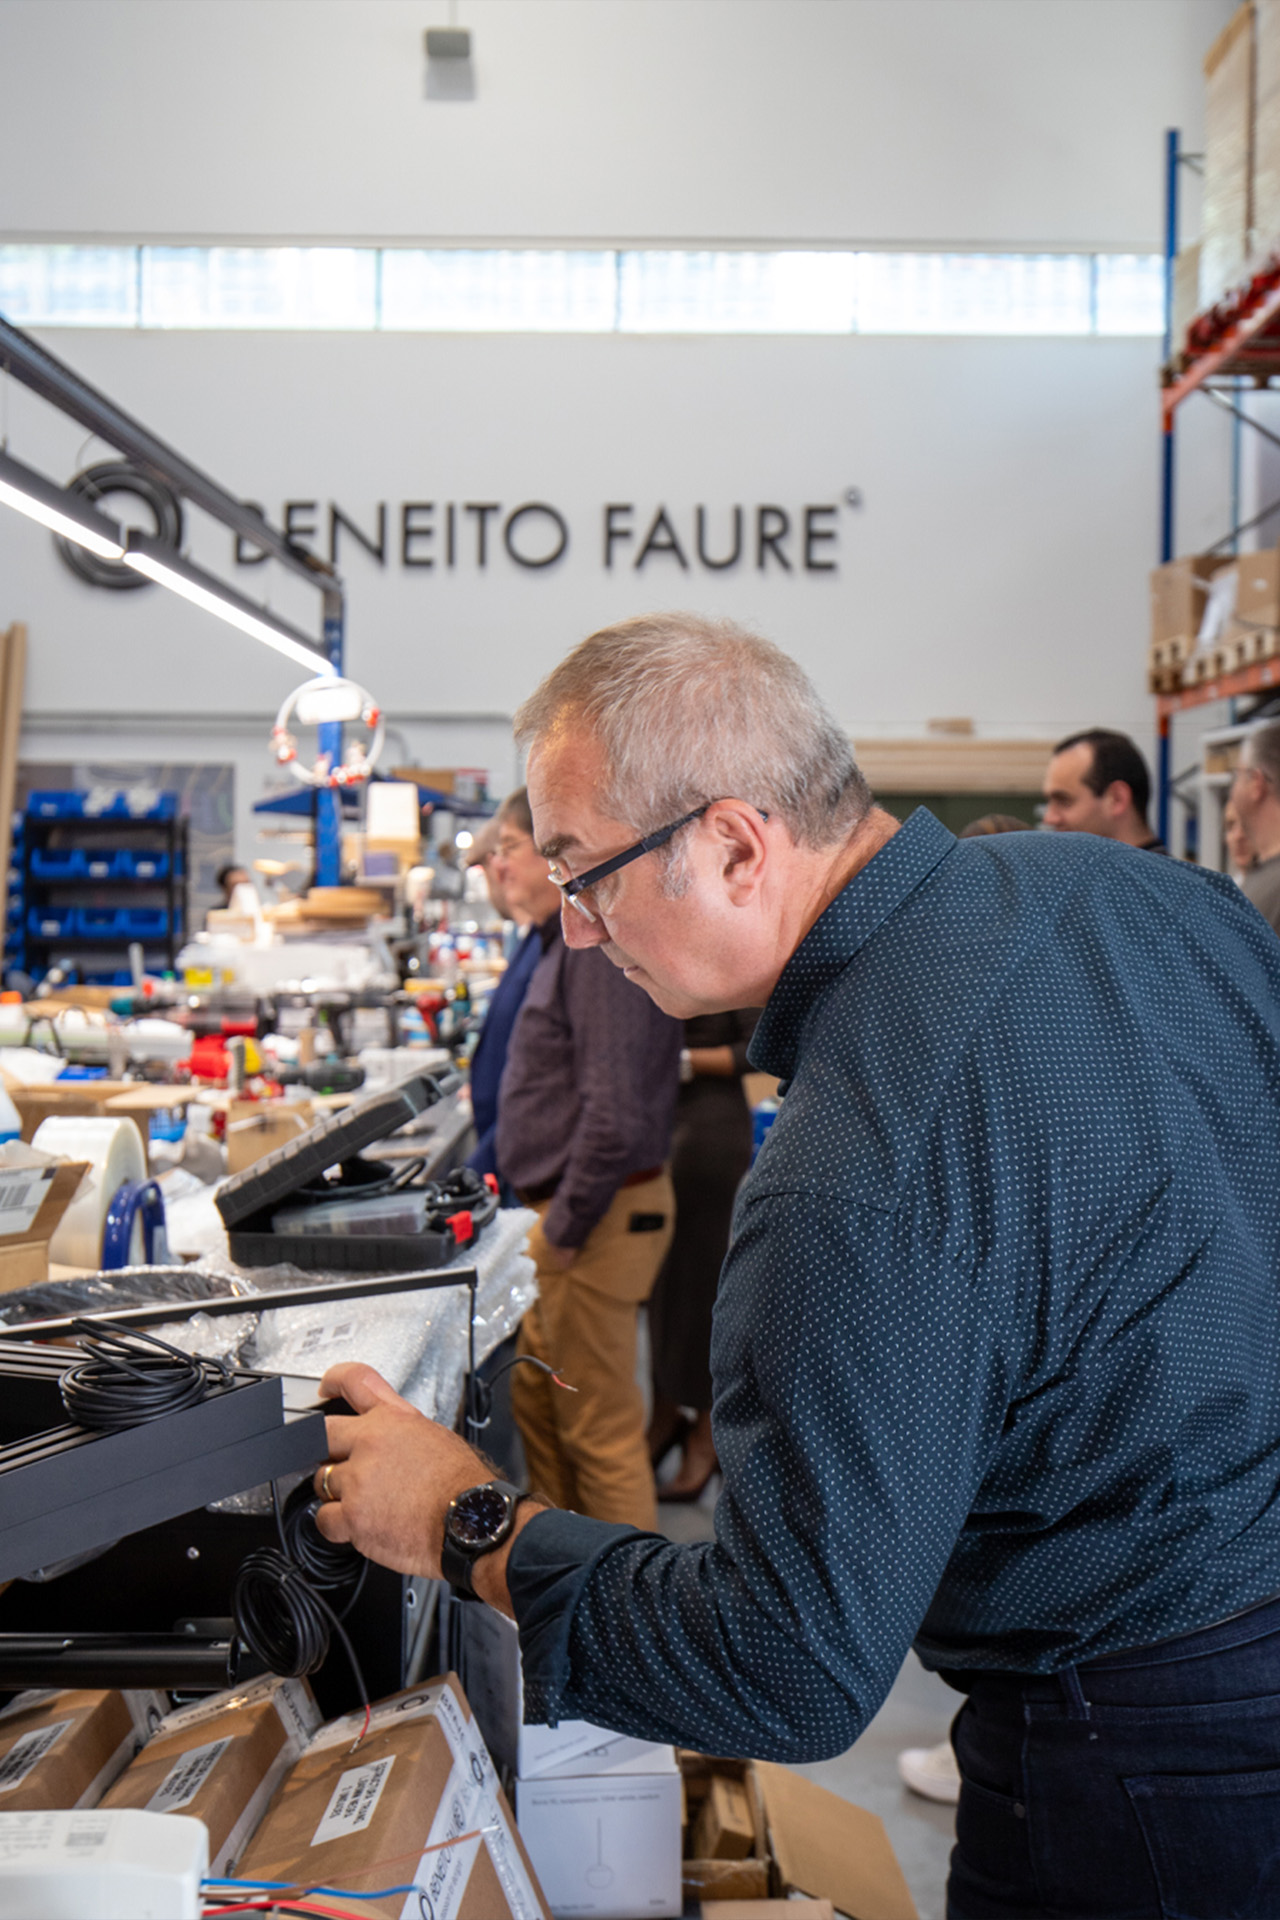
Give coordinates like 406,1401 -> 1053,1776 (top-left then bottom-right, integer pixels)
0,1722 -> 72,1792
0,1171 -> 54,1238
311,1756 -> 395,1846
145,1736 -> 232,1813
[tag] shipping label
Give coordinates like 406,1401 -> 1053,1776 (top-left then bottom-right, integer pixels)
311,1755 -> 395,1846
0,1169 -> 54,1237
146,1736 -> 233,1813
0,1721 -> 73,1792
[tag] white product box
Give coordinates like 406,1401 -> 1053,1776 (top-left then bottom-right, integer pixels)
460,1604 -> 670,1782
514,1739 -> 682,1920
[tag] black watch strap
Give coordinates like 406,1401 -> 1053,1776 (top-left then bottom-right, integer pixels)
441,1479 -> 525,1597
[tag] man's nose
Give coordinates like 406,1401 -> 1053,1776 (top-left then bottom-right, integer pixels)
561,901 -> 609,948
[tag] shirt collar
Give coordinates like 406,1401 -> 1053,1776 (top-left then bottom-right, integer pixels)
749,808 -> 957,1084
537,912 -> 563,952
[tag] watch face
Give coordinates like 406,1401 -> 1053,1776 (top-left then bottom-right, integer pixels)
451,1484 -> 511,1547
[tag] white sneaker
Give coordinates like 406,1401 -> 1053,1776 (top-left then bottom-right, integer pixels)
897,1739 -> 961,1804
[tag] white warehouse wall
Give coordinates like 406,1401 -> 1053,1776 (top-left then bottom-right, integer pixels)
0,0 -> 1232,247
0,0 -> 1239,858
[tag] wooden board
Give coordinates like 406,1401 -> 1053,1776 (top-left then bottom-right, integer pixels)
0,624 -> 27,928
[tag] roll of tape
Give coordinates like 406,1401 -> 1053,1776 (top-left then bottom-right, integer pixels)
32,1116 -> 148,1268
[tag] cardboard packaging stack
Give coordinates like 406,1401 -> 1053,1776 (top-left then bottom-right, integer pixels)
237,1677 -> 548,1919
1146,549 -> 1280,694
0,1688 -> 163,1810
100,1675 -> 321,1875
461,1604 -> 683,1919
1256,0 -> 1280,261
1201,4 -> 1256,315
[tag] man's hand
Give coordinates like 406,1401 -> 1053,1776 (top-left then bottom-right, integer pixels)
312,1362 -> 489,1580
312,1361 -> 543,1615
529,1215 -> 576,1271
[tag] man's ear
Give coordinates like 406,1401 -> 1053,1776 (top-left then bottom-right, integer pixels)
711,803 -> 768,905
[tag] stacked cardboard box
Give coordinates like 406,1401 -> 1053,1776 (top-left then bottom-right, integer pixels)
1146,549 -> 1280,692
0,1689 -> 162,1809
1255,0 -> 1280,254
1201,5 -> 1256,312
238,1677 -> 547,1919
101,1675 -> 320,1875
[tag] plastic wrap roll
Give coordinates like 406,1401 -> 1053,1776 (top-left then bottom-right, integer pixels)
32,1116 -> 147,1268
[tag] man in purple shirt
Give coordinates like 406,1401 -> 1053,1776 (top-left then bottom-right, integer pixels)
493,788 -> 681,1530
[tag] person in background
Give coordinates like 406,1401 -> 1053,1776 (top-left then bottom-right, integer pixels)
958,813 -> 1032,837
494,790 -> 682,1530
464,803 -> 542,1186
215,862 -> 250,905
1041,728 -> 1166,850
648,1007 -> 759,1503
1230,721 -> 1280,935
1223,797 -> 1257,884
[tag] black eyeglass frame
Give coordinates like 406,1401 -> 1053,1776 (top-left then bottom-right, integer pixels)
551,804 -> 710,912
549,800 -> 769,921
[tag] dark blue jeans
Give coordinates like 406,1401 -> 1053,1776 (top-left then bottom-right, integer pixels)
943,1594 -> 1280,1919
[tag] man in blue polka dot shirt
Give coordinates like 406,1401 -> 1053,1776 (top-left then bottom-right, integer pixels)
318,614 -> 1280,1919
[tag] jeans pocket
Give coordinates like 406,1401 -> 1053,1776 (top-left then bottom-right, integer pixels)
1124,1767 -> 1280,1919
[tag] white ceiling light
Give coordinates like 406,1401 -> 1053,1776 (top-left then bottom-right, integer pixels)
0,447 -> 126,559
123,531 -> 333,676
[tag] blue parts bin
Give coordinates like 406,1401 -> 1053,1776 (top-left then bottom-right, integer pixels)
27,790 -> 176,821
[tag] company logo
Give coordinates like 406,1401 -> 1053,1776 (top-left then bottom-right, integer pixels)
52,461 -> 184,590
234,495 -> 863,576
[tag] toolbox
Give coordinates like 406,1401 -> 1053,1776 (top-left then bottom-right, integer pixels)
215,1072 -> 498,1273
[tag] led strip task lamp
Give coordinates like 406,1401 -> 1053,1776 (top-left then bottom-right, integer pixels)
0,449 -> 332,676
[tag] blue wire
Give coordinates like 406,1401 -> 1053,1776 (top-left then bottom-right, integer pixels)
203,1878 -> 423,1899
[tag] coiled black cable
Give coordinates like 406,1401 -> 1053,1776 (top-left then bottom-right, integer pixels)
231,1482 -> 369,1711
59,1320 -> 233,1431
279,1479 -> 366,1599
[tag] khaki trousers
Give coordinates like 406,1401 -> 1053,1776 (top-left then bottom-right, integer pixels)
512,1171 -> 674,1532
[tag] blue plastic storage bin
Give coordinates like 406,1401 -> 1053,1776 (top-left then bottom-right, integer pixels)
83,851 -> 116,880
27,791 -> 84,819
29,848 -> 88,880
27,906 -> 75,938
74,907 -> 126,938
112,850 -> 169,881
118,907 -> 169,938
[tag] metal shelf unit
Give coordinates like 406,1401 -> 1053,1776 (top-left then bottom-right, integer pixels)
22,810 -> 190,983
1155,129 -> 1280,851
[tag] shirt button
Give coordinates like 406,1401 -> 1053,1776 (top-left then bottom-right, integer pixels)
1013,1802 -> 1026,1820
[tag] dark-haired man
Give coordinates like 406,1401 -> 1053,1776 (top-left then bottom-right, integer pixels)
1042,728 -> 1165,850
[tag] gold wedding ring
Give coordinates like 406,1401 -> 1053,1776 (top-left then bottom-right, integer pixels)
320,1462 -> 336,1503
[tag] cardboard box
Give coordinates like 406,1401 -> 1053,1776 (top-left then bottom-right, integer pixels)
225,1098 -> 314,1176
701,1905 -> 834,1920
680,1754 -> 917,1920
515,1737 -> 684,1919
0,1689 -> 162,1811
238,1677 -> 548,1919
1149,554 -> 1229,647
0,1153 -> 92,1291
1201,4 -> 1256,311
460,1602 -> 667,1782
1255,0 -> 1280,253
1171,241 -> 1202,356
100,1675 -> 320,1875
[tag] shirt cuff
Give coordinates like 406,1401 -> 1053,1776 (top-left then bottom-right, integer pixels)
508,1507 -> 641,1725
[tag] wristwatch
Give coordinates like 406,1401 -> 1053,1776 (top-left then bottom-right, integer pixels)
441,1480 -> 525,1598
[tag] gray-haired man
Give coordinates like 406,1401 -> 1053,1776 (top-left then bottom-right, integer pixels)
312,614 -> 1280,1919
1231,719 -> 1280,936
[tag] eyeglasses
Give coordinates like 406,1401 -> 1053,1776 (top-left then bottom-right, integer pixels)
547,805 -> 712,922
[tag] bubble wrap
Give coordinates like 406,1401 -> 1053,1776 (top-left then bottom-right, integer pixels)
239,1205 -> 538,1423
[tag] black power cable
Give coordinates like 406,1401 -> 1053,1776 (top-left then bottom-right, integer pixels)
231,1482 -> 369,1716
59,1319 -> 233,1430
